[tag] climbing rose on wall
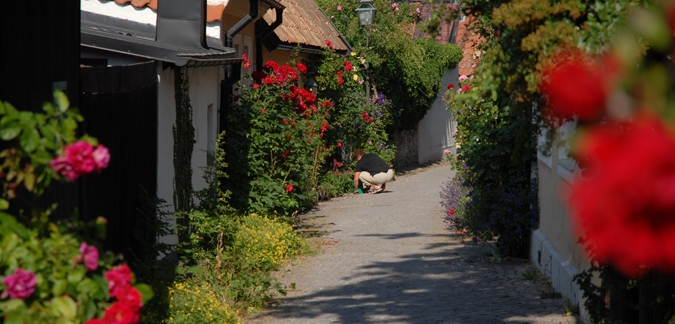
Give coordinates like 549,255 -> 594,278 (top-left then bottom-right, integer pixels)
295,62 -> 307,74
1,268 -> 36,299
569,114 -> 675,276
242,54 -> 251,70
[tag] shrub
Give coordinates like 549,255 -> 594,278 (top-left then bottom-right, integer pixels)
228,214 -> 305,273
318,170 -> 353,200
316,49 -> 396,167
0,92 -> 152,323
224,59 -> 332,215
166,281 -> 239,324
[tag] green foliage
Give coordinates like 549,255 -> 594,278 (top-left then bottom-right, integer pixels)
317,0 -> 462,130
0,215 -> 116,323
0,95 -> 82,211
173,66 -> 196,243
227,214 -> 305,274
318,171 -> 353,200
223,63 -> 331,216
165,281 -> 240,324
315,49 -> 396,165
0,92 -> 151,323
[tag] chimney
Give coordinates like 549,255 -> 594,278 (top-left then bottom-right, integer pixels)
156,0 -> 207,49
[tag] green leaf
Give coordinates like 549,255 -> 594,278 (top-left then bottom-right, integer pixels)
24,173 -> 35,192
19,128 -> 40,153
52,279 -> 67,296
67,268 -> 86,285
134,283 -> 155,304
0,123 -> 21,140
50,296 -> 77,319
54,90 -> 70,113
0,199 -> 8,210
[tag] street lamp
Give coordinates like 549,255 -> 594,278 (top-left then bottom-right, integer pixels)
355,0 -> 376,26
304,66 -> 319,94
355,0 -> 376,100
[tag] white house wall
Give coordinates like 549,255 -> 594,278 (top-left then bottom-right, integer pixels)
417,68 -> 457,164
157,65 -> 221,245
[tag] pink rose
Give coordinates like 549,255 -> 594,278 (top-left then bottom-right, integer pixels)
75,242 -> 99,271
92,145 -> 110,172
458,75 -> 468,82
1,268 -> 36,299
104,264 -> 133,298
65,141 -> 96,174
337,5 -> 342,10
50,155 -> 79,181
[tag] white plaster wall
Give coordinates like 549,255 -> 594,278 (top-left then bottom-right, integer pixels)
187,67 -> 221,192
417,68 -> 457,164
157,65 -> 178,245
156,65 -> 220,245
81,0 -> 222,39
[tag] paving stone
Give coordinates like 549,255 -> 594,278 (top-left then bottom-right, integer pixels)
246,164 -> 581,324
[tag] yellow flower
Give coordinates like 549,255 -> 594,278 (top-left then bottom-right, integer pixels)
351,52 -> 357,56
353,74 -> 359,81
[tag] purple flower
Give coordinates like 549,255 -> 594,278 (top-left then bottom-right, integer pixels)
1,268 -> 36,299
76,242 -> 99,271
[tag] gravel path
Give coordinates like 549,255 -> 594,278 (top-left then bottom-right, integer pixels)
247,164 -> 580,324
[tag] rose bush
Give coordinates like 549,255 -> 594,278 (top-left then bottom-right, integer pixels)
0,92 -> 152,324
223,59 -> 334,215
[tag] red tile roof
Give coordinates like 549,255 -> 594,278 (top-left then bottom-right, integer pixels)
262,0 -> 348,51
456,15 -> 483,76
110,0 -> 348,50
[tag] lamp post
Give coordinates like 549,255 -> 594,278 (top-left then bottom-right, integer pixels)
355,0 -> 376,100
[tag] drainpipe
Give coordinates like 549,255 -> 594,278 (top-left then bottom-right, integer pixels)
256,7 -> 284,71
220,0 -> 258,133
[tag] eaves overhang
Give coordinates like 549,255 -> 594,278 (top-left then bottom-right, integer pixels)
81,19 -> 241,67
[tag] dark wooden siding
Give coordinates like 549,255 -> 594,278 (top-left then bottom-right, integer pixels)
80,61 -> 158,259
0,1 -> 80,111
0,1 -> 82,219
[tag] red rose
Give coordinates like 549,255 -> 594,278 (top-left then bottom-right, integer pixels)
104,264 -> 133,298
117,286 -> 143,312
325,40 -> 334,50
103,300 -> 140,324
460,85 -> 470,93
449,208 -> 455,215
570,114 -> 675,276
285,184 -> 294,193
337,142 -> 343,148
50,155 -> 78,181
261,108 -> 266,113
345,61 -> 353,72
282,151 -> 290,159
447,84 -> 454,90
252,83 -> 260,90
296,62 -> 308,74
540,52 -> 613,122
336,71 -> 343,85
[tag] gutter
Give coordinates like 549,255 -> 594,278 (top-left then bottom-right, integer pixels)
256,7 -> 284,71
220,0 -> 258,133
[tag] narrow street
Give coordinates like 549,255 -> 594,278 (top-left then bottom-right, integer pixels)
248,164 -> 579,324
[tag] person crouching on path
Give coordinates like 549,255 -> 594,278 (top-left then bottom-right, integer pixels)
353,149 -> 394,194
